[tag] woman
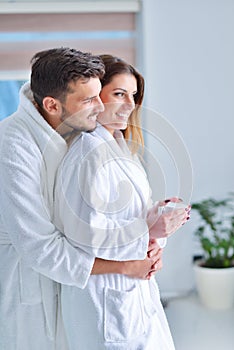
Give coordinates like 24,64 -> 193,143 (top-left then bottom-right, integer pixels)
54,55 -> 189,349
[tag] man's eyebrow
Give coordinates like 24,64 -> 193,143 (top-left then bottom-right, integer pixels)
82,95 -> 97,101
80,95 -> 98,102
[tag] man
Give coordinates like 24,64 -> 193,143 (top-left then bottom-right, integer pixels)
0,48 -> 162,350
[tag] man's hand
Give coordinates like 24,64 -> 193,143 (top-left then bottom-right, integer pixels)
91,240 -> 163,279
121,238 -> 163,280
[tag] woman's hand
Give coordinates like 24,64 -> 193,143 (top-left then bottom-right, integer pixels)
147,197 -> 191,239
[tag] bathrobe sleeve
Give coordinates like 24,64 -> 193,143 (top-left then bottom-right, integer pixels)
135,155 -> 167,248
0,137 -> 94,289
55,139 -> 149,261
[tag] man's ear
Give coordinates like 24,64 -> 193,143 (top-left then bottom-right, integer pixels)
42,96 -> 61,115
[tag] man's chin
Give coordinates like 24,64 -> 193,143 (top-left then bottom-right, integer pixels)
86,126 -> 96,133
75,122 -> 97,133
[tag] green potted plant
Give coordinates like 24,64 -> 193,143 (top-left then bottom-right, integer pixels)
192,194 -> 234,309
192,196 -> 234,268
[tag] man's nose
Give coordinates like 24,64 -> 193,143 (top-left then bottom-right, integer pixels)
95,96 -> 105,113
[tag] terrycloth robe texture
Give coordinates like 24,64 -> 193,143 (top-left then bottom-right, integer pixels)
54,124 -> 175,350
0,82 -> 95,350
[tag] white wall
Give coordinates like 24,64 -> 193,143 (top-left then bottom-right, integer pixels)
138,0 -> 234,296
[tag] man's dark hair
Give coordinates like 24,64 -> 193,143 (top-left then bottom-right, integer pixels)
30,47 -> 105,108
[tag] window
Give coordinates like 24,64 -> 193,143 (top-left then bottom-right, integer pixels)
0,2 -> 140,119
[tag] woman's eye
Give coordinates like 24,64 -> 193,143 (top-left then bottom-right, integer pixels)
114,92 -> 124,97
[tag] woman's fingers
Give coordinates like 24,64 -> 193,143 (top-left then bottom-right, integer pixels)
147,238 -> 162,258
146,257 -> 163,279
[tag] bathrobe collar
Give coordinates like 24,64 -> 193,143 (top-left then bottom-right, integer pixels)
18,82 -> 67,152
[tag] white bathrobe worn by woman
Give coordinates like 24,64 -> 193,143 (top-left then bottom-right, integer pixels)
0,83 -> 95,350
54,124 -> 175,350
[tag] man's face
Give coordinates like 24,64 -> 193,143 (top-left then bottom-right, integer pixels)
57,77 -> 104,134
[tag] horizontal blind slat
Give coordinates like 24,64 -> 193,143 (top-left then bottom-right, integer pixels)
0,13 -> 135,31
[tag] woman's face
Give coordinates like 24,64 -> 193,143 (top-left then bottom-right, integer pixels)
98,73 -> 137,135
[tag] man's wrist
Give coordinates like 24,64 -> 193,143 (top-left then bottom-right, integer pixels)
92,258 -> 127,275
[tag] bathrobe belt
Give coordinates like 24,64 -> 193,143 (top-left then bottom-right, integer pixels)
0,230 -> 57,340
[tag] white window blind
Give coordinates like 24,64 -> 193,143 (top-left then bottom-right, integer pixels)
0,9 -> 138,79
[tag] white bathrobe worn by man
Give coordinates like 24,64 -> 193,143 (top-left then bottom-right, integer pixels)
54,124 -> 175,350
0,82 -> 95,350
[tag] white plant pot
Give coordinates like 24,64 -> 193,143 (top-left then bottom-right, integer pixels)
194,263 -> 234,310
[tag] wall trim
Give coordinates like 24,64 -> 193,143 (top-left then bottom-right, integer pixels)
0,1 -> 141,14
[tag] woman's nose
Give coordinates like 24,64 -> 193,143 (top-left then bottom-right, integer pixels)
124,95 -> 135,110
